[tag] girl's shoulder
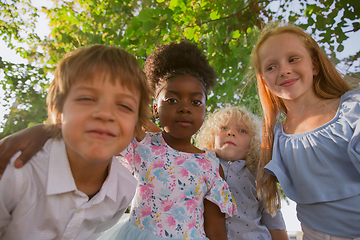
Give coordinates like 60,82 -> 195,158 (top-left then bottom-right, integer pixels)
275,90 -> 360,137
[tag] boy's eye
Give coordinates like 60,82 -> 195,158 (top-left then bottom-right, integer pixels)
77,97 -> 95,102
267,65 -> 275,71
117,103 -> 133,112
192,100 -> 202,106
289,57 -> 298,63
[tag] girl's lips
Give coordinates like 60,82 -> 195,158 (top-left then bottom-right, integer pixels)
176,121 -> 192,127
279,78 -> 298,87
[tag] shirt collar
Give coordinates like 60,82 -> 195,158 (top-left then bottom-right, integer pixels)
46,139 -> 118,203
47,139 -> 77,195
219,157 -> 247,175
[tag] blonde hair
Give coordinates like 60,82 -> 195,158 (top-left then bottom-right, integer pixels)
46,44 -> 152,138
251,24 -> 353,215
195,105 -> 262,174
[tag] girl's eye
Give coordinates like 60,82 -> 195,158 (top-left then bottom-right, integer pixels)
165,98 -> 178,103
239,129 -> 246,133
192,100 -> 202,106
221,126 -> 228,131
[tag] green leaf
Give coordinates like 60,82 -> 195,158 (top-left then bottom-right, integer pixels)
210,11 -> 220,20
232,30 -> 240,39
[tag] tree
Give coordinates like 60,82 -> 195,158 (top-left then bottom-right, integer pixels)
1,0 -> 359,138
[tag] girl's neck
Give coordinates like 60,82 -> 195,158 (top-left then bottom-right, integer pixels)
162,131 -> 204,153
283,96 -> 340,134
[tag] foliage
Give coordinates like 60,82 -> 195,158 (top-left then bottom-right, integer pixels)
0,0 -> 359,137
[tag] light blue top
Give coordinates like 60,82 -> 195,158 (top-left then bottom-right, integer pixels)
219,158 -> 286,240
265,90 -> 360,238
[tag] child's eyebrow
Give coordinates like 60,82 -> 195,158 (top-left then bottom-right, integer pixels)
73,86 -> 139,104
167,90 -> 204,97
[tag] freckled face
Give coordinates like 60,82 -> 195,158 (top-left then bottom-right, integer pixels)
60,78 -> 139,165
214,117 -> 252,161
258,33 -> 318,101
155,75 -> 206,142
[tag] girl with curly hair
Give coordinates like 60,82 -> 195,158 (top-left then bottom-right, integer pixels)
0,41 -> 237,240
196,105 -> 288,240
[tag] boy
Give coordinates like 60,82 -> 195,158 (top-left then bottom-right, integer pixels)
0,45 -> 151,239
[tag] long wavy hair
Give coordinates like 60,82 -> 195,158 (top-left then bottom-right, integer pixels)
251,24 -> 352,215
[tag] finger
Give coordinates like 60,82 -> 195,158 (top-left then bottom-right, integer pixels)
14,148 -> 36,168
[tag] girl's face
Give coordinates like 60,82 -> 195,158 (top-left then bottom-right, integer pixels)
258,33 -> 318,102
214,117 -> 252,161
154,75 -> 206,142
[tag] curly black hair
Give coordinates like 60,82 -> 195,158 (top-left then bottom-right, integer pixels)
144,40 -> 216,99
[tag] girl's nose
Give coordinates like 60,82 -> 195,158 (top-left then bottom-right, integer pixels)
178,103 -> 191,114
280,63 -> 291,77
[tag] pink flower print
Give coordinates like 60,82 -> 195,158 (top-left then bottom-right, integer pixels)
165,216 -> 176,227
174,156 -> 186,165
153,160 -> 165,168
139,183 -> 154,200
187,217 -> 196,229
160,200 -> 174,212
185,197 -> 198,213
140,205 -> 152,216
198,158 -> 211,170
134,153 -> 142,165
151,145 -> 166,155
179,168 -> 189,177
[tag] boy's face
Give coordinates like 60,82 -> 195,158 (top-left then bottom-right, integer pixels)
59,77 -> 139,165
214,117 -> 252,161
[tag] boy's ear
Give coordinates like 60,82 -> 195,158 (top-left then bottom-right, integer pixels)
57,113 -> 63,129
312,56 -> 320,75
153,104 -> 159,118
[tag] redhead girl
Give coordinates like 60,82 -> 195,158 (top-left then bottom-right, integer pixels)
252,24 -> 359,239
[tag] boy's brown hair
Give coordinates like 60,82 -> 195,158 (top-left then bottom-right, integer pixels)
47,44 -> 152,138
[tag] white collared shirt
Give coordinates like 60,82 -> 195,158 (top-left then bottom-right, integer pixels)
0,139 -> 137,240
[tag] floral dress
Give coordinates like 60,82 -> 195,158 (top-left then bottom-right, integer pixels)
118,132 -> 237,239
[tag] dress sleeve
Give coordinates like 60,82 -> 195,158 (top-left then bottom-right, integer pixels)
348,118 -> 360,174
204,158 -> 237,217
118,138 -> 137,173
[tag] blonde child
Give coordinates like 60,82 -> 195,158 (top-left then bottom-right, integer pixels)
0,41 -> 237,240
252,24 -> 360,239
0,45 -> 152,239
196,105 -> 289,240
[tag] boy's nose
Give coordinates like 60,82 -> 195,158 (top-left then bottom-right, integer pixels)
227,130 -> 236,137
92,103 -> 115,121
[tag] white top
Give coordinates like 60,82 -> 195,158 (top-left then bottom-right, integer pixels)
0,139 -> 137,240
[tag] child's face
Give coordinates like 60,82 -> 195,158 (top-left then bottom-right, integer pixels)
155,75 -> 206,141
258,33 -> 318,102
59,77 -> 139,164
214,117 -> 252,161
